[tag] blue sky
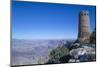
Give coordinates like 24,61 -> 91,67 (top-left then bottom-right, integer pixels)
12,1 -> 96,39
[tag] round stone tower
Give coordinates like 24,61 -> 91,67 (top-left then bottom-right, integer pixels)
77,11 -> 90,43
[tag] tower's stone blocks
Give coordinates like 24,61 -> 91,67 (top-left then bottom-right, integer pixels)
77,11 -> 90,43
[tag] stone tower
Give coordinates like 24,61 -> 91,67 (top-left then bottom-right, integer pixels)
77,11 -> 90,43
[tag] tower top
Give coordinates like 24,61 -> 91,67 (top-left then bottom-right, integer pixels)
80,10 -> 89,16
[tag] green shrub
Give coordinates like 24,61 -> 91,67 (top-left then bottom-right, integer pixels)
47,45 -> 70,64
90,28 -> 96,43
